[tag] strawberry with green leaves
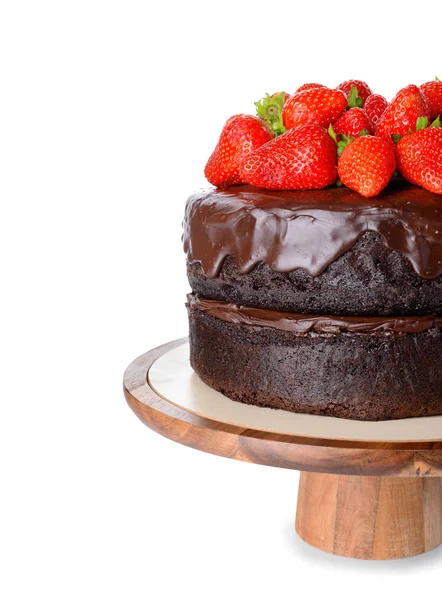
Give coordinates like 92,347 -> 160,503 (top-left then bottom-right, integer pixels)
396,117 -> 442,194
420,77 -> 442,121
204,114 -> 273,186
332,107 -> 373,139
337,80 -> 372,106
375,84 -> 429,139
364,94 -> 388,128
337,135 -> 396,198
240,124 -> 337,190
282,87 -> 347,130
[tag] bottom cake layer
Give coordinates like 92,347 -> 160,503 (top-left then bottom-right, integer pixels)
187,296 -> 442,421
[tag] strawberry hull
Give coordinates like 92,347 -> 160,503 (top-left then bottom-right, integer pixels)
337,79 -> 373,105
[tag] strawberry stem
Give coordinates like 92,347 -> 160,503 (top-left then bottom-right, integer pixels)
347,85 -> 363,108
255,92 -> 286,136
328,123 -> 337,143
337,134 -> 354,157
329,124 -> 355,157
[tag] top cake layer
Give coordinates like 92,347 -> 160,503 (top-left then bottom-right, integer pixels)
183,180 -> 442,280
183,181 -> 442,317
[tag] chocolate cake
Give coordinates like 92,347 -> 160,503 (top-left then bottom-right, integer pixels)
183,180 -> 442,421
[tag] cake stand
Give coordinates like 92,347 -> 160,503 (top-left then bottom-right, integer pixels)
123,338 -> 442,561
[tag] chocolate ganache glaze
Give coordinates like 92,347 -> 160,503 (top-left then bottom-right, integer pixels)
183,181 -> 442,280
188,294 -> 442,334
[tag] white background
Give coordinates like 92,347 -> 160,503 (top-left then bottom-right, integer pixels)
1,1 -> 441,598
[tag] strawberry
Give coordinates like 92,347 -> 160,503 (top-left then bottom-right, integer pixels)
420,78 -> 442,121
375,84 -> 430,139
296,83 -> 326,93
255,92 -> 287,136
333,107 -> 373,138
338,136 -> 396,198
364,94 -> 388,127
204,115 -> 273,186
282,87 -> 347,130
337,80 -> 372,106
396,124 -> 442,194
240,124 -> 337,190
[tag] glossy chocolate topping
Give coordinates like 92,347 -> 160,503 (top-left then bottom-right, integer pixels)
188,294 -> 442,335
183,181 -> 442,279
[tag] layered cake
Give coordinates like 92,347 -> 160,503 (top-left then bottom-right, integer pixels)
183,79 -> 442,421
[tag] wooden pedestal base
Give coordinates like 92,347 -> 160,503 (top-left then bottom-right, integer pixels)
296,472 -> 442,560
125,341 -> 442,562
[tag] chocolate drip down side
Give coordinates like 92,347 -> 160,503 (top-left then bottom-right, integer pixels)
183,183 -> 442,279
187,294 -> 442,335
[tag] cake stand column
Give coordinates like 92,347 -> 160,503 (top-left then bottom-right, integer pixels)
295,472 -> 442,560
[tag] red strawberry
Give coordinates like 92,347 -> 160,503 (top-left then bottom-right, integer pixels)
396,126 -> 442,194
205,115 -> 273,186
282,88 -> 347,130
333,108 -> 373,138
420,78 -> 442,121
364,94 -> 388,127
337,80 -> 373,105
240,124 -> 337,190
375,85 -> 430,139
338,136 -> 396,198
296,83 -> 326,93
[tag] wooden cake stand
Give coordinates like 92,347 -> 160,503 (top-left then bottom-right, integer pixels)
123,338 -> 442,561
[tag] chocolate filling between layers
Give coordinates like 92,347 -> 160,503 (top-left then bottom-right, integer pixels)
187,294 -> 442,335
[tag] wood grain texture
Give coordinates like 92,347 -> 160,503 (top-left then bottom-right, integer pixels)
296,473 -> 442,559
123,339 -> 442,477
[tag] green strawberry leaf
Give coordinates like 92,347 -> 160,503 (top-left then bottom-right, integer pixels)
359,129 -> 369,137
436,76 -> 440,81
328,123 -> 338,143
337,134 -> 354,157
336,179 -> 343,187
391,134 -> 402,143
416,116 -> 429,131
347,85 -> 363,108
431,115 -> 441,127
255,92 -> 287,136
